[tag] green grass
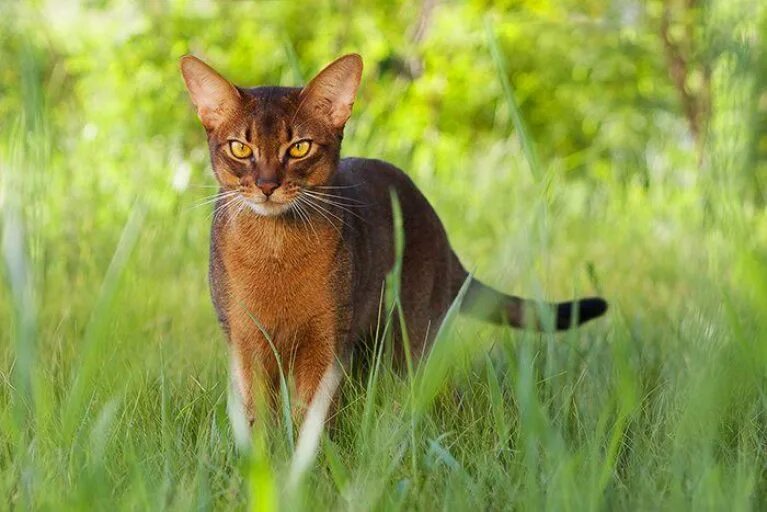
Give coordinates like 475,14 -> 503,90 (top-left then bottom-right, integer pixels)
3,5 -> 767,511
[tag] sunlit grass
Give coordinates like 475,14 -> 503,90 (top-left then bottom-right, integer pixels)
3,6 -> 767,511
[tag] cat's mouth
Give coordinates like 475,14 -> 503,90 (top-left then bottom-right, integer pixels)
240,194 -> 294,217
233,185 -> 330,219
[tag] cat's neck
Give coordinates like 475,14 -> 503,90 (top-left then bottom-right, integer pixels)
217,203 -> 342,260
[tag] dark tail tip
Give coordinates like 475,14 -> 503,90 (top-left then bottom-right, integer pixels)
556,297 -> 608,329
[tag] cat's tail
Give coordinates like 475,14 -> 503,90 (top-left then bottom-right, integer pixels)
459,278 -> 607,330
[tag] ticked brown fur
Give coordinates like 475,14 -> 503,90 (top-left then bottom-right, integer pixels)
181,54 -> 607,439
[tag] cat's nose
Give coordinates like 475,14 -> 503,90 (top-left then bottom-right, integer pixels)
256,179 -> 280,197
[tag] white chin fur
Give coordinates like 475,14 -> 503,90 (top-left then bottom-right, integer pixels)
243,199 -> 292,217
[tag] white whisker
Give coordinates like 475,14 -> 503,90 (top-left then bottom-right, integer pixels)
187,190 -> 240,211
299,195 -> 346,236
208,194 -> 241,224
314,183 -> 361,190
221,197 -> 245,229
302,191 -> 367,223
304,189 -> 367,206
303,191 -> 364,211
292,200 -> 321,243
233,198 -> 248,226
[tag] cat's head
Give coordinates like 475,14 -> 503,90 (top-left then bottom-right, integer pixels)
180,54 -> 362,216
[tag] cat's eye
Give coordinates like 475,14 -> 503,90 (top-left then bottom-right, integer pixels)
229,140 -> 252,159
288,140 -> 312,159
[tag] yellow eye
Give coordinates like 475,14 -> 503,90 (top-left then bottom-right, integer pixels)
229,140 -> 252,159
288,140 -> 311,159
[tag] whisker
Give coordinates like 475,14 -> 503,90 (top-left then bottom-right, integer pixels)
235,198 -> 249,223
302,192 -> 367,223
300,194 -> 358,235
190,190 -> 239,205
299,196 -> 346,236
304,189 -> 367,206
190,196 -> 239,212
292,200 -> 321,243
314,183 -> 362,190
302,192 -> 367,212
304,204 -> 324,242
228,199 -> 246,228
209,195 -> 242,224
297,204 -> 319,242
207,195 -> 239,219
219,196 -> 244,229
187,190 -> 240,210
308,196 -> 355,227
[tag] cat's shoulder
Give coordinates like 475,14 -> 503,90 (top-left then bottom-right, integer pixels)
338,157 -> 414,186
340,156 -> 401,173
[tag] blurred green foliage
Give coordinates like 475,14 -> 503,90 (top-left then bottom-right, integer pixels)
3,0 -> 764,209
3,0 -> 767,510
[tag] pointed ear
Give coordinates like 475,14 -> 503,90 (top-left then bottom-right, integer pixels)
180,55 -> 241,130
300,54 -> 363,129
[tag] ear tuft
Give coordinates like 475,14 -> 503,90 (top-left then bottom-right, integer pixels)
300,54 -> 363,128
180,55 -> 241,129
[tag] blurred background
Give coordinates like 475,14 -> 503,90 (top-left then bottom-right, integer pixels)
2,0 -> 767,509
2,0 -> 765,351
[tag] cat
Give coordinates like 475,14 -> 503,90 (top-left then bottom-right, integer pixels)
180,53 -> 607,450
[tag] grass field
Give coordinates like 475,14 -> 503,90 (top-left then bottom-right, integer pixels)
3,2 -> 767,510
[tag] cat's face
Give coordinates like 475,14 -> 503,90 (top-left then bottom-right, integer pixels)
181,55 -> 362,217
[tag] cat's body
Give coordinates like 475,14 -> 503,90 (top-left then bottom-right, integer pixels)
210,157 -> 461,382
181,54 -> 607,451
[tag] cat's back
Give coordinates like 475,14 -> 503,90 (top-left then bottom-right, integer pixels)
334,157 -> 450,244
335,157 -> 433,212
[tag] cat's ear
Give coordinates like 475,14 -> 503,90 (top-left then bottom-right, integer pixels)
180,55 -> 241,130
300,54 -> 363,129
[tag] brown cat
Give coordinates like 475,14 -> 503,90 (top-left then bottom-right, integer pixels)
180,53 -> 607,449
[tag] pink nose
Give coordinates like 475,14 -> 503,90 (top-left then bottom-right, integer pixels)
256,179 -> 280,196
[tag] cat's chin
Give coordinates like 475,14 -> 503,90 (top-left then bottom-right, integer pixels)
242,198 -> 293,217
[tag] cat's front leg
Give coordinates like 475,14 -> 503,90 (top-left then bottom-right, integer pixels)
289,359 -> 342,485
287,317 -> 343,483
227,348 -> 253,450
226,332 -> 276,451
